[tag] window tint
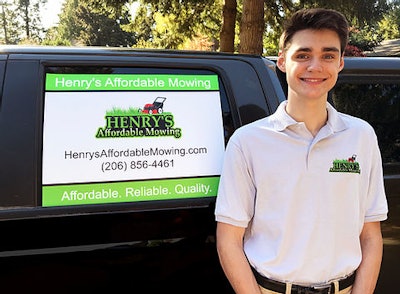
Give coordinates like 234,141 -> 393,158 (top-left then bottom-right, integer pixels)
331,78 -> 400,173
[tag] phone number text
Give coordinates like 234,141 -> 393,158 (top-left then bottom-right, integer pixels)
101,159 -> 174,172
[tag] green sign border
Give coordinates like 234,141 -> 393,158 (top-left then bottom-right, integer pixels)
42,177 -> 219,207
45,74 -> 219,91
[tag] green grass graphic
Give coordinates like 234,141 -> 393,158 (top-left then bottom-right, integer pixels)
105,106 -> 171,116
106,106 -> 142,116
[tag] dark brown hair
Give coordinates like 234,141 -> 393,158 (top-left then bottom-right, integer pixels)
280,8 -> 349,54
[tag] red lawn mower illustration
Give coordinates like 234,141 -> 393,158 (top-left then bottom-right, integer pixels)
142,97 -> 166,114
348,154 -> 357,162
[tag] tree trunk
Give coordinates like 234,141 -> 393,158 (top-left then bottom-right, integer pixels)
239,0 -> 264,54
219,0 -> 237,53
1,4 -> 8,44
20,0 -> 30,38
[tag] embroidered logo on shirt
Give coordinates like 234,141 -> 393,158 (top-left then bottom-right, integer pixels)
329,154 -> 361,174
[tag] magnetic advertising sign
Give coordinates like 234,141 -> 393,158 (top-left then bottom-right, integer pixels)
42,73 -> 225,207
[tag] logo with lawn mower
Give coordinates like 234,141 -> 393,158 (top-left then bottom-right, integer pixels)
96,96 -> 182,139
329,154 -> 361,174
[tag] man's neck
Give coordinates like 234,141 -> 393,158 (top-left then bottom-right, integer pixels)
285,98 -> 328,137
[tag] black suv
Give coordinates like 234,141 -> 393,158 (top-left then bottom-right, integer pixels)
0,47 -> 398,293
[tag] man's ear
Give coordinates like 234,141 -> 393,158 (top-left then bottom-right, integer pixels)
338,55 -> 345,72
277,51 -> 286,73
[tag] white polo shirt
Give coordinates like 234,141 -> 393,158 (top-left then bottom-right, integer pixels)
215,101 -> 388,285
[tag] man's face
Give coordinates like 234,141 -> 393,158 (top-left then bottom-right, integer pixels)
277,29 -> 344,102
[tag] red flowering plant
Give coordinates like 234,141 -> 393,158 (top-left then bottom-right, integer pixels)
344,44 -> 366,57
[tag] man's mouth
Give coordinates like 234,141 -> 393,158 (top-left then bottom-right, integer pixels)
301,78 -> 326,82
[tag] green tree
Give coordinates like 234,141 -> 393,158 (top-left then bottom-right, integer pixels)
296,0 -> 388,26
128,0 -> 220,50
377,1 -> 400,39
42,0 -> 393,56
125,2 -> 153,48
262,0 -> 293,55
45,0 -> 78,45
348,25 -> 382,52
295,0 -> 390,54
220,0 -> 293,55
18,0 -> 47,43
220,0 -> 391,55
44,0 -> 134,46
0,1 -> 20,44
0,0 -> 45,44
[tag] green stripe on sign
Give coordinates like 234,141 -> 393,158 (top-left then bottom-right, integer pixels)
42,177 -> 220,207
45,74 -> 219,91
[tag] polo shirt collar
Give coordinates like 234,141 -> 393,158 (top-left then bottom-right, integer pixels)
271,100 -> 348,133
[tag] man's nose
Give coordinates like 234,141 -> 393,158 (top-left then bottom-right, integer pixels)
307,58 -> 323,72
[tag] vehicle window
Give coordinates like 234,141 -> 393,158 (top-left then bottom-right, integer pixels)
331,77 -> 400,175
42,66 -> 232,207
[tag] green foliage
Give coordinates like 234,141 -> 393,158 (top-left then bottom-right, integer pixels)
127,0 -> 221,49
262,0 -> 293,55
296,0 -> 389,27
377,1 -> 400,39
0,0 -> 46,44
349,25 -> 383,52
19,0 -> 47,41
44,0 -> 135,46
293,0 -> 392,54
0,1 -> 20,44
37,0 -> 397,56
41,27 -> 71,46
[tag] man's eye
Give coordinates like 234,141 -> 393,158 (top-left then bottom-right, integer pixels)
323,55 -> 335,59
296,54 -> 308,59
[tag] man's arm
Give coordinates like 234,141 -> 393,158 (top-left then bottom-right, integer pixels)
216,222 -> 261,294
351,221 -> 384,294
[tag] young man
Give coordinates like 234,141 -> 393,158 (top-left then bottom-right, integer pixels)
215,8 -> 388,294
